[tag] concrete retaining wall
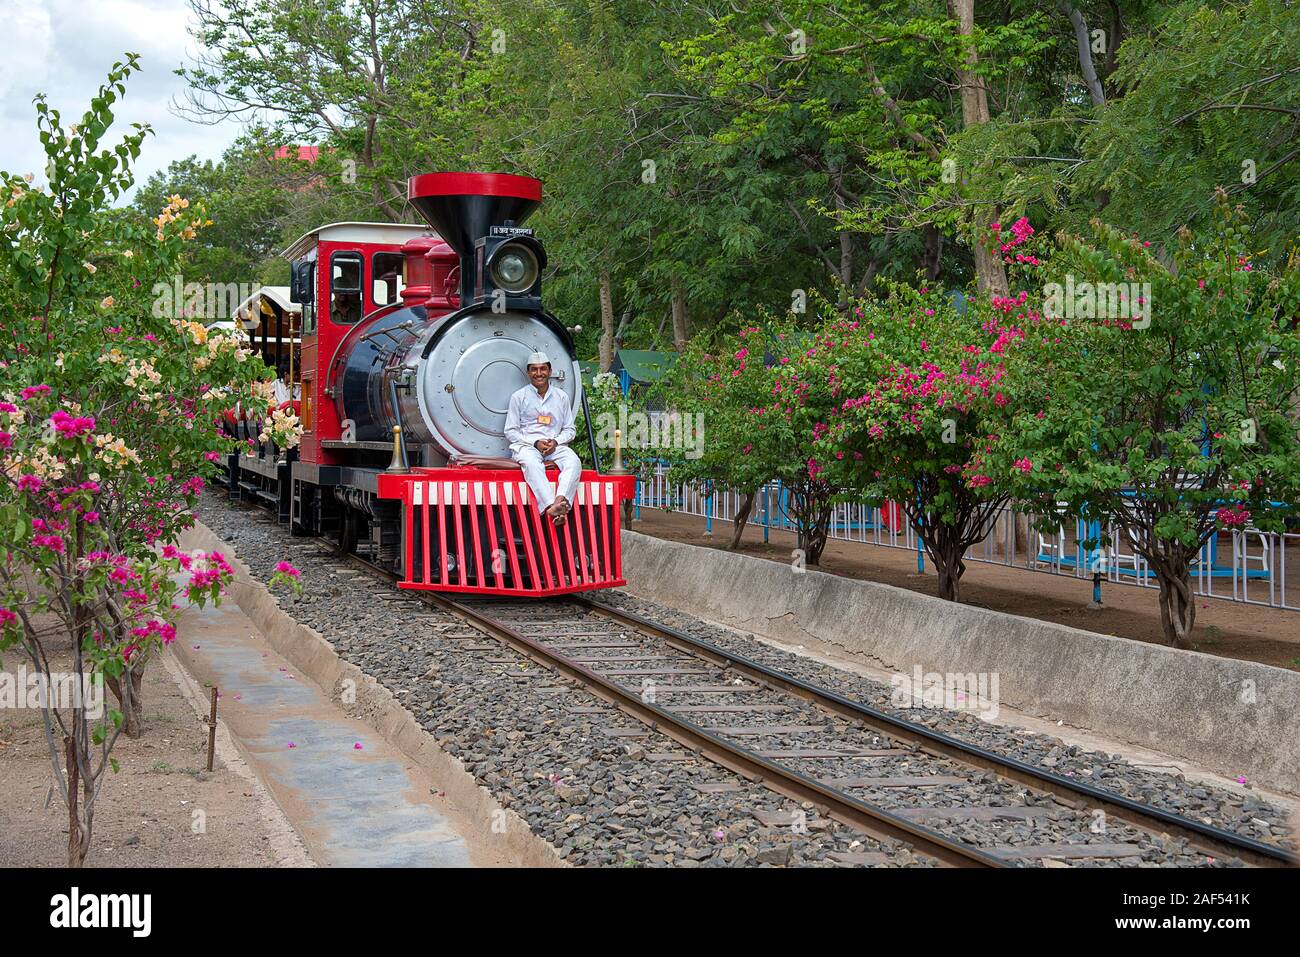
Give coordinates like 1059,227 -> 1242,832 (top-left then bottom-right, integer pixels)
181,522 -> 566,867
621,530 -> 1300,795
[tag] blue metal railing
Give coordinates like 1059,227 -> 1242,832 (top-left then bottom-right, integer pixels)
632,465 -> 1297,612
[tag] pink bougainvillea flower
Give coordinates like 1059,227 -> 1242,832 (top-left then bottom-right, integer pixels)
353,742 -> 363,750
49,409 -> 96,439
712,829 -> 725,841
288,742 -> 297,749
275,560 -> 301,578
32,534 -> 65,554
1236,776 -> 1247,785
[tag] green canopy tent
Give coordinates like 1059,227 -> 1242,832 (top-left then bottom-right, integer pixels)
610,349 -> 675,407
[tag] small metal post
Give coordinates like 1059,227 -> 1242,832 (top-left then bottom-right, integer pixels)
763,483 -> 770,544
1092,571 -> 1103,607
704,491 -> 713,536
205,686 -> 218,772
608,428 -> 628,474
916,493 -> 925,573
582,388 -> 602,472
386,425 -> 410,473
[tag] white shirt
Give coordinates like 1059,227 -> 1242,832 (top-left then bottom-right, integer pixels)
504,383 -> 576,450
272,380 -> 302,405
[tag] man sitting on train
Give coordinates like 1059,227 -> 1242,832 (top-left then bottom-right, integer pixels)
505,352 -> 582,527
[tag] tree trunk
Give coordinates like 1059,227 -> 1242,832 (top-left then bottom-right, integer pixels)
834,169 -> 853,311
65,735 -> 85,867
921,224 -> 944,280
670,276 -> 689,350
598,270 -> 616,372
614,301 -> 634,352
936,560 -> 964,603
948,0 -> 1010,297
788,484 -> 833,565
1014,512 -> 1031,557
949,0 -> 991,126
804,520 -> 830,566
1058,2 -> 1106,106
730,492 -> 755,550
928,525 -> 968,602
1155,562 -> 1196,649
107,667 -> 144,738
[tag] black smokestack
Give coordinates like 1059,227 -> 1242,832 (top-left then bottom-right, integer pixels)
407,173 -> 542,301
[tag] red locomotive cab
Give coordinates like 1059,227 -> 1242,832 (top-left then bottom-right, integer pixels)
281,222 -> 433,465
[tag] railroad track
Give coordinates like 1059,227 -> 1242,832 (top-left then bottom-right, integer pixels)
338,549 -> 1294,868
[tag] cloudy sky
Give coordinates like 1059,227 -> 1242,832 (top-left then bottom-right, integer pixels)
0,0 -> 243,203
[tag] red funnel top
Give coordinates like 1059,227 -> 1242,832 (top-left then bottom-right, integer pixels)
407,173 -> 543,259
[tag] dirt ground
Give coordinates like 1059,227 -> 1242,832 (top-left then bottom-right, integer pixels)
630,508 -> 1300,671
0,641 -> 308,868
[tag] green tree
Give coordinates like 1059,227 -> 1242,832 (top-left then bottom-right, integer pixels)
812,278 -> 1049,601
132,131 -> 311,287
989,197 -> 1300,646
1070,0 -> 1300,262
661,320 -> 840,560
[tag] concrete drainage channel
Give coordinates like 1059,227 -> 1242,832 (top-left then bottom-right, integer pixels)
179,521 -> 567,868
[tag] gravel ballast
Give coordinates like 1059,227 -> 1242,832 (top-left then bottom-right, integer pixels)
195,491 -> 1294,867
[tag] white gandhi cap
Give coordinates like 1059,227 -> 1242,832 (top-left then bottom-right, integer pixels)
526,351 -> 551,367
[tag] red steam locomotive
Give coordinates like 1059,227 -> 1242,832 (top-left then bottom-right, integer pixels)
225,173 -> 634,596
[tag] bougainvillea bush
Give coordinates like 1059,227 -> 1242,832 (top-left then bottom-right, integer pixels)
0,57 -> 268,865
661,320 -> 841,561
807,275 -> 1054,602
987,196 -> 1300,647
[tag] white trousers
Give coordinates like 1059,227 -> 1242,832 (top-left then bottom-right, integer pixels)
512,444 -> 582,512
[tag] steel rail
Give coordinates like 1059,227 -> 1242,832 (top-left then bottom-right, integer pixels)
417,588 -> 1005,867
574,595 -> 1296,869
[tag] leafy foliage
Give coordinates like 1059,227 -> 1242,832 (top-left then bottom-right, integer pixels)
988,196 -> 1300,644
0,58 -> 267,865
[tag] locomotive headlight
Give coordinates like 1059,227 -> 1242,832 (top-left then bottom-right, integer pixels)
490,243 -> 538,294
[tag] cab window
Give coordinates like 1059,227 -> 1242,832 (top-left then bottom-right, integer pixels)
330,252 -> 364,325
301,261 -> 317,335
372,252 -> 404,307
